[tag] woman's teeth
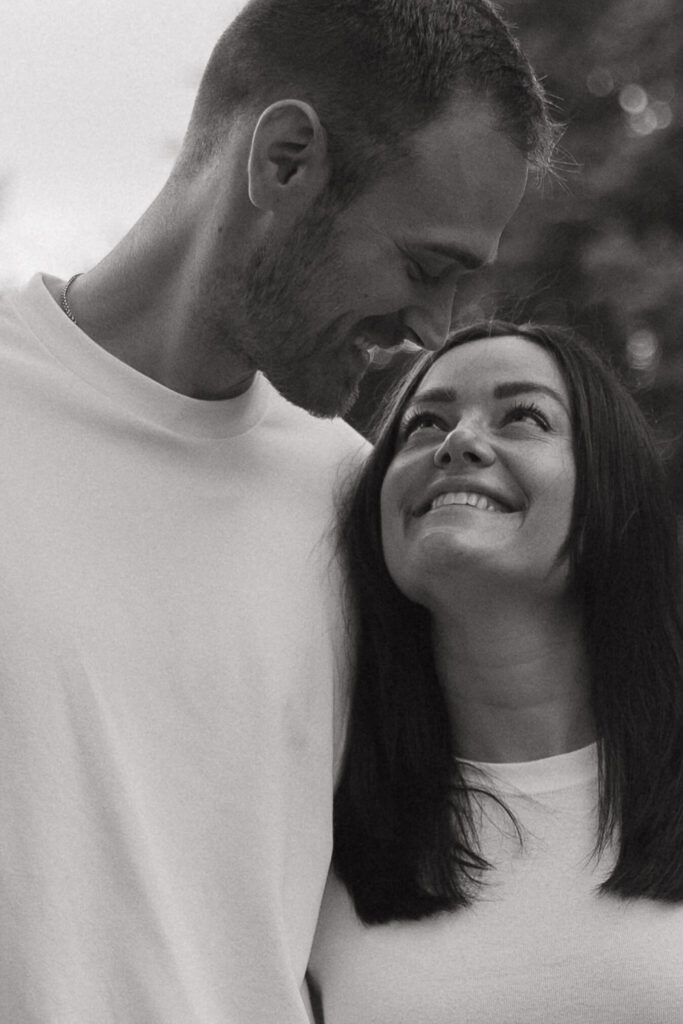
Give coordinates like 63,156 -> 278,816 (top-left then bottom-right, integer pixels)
429,491 -> 507,513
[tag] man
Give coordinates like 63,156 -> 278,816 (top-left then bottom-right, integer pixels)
0,1 -> 555,1021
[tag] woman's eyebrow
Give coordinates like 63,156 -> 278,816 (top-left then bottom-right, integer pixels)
493,381 -> 569,412
405,382 -> 569,414
405,386 -> 458,410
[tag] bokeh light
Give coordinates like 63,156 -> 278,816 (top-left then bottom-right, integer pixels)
650,100 -> 673,129
587,68 -> 615,96
619,84 -> 648,114
618,83 -> 674,137
629,107 -> 659,135
626,328 -> 660,374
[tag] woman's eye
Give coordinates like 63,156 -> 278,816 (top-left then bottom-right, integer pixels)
504,402 -> 550,431
400,411 -> 446,440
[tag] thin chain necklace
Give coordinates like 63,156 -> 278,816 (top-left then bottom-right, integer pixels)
60,273 -> 82,325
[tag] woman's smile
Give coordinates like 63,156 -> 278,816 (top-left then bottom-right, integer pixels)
381,335 -> 575,608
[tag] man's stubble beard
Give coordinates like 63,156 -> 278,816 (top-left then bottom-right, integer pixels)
228,194 -> 365,417
246,195 -> 362,418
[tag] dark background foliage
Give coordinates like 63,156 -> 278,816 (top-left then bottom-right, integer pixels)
347,0 -> 683,519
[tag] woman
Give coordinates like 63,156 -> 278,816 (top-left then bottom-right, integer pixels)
308,322 -> 683,1023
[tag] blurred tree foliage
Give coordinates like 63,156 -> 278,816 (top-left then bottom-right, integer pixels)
347,0 -> 683,515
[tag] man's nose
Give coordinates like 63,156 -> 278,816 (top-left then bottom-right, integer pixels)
433,424 -> 496,468
411,282 -> 459,352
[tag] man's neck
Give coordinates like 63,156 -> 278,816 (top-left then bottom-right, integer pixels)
46,182 -> 257,401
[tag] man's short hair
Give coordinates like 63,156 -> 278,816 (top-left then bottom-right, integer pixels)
180,0 -> 558,201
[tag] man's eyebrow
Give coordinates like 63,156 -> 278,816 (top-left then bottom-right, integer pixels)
493,381 -> 569,411
415,243 -> 488,272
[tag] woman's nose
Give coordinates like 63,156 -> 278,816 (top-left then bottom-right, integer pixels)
433,425 -> 496,468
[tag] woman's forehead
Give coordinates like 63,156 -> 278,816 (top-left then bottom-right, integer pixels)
414,335 -> 567,399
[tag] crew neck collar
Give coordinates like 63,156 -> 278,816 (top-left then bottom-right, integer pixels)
458,742 -> 598,794
11,274 -> 271,440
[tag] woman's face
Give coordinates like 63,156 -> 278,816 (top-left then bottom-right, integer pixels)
380,336 -> 576,608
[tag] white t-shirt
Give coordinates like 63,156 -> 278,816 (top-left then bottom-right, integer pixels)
310,743 -> 683,1023
0,274 -> 369,1024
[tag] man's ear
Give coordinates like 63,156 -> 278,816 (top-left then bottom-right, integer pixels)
247,100 -> 329,212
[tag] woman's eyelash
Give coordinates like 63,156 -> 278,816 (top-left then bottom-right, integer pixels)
399,410 -> 444,438
399,401 -> 551,441
505,401 -> 550,429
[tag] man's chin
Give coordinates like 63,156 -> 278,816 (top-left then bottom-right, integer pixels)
269,369 -> 362,420
296,382 -> 360,420
310,390 -> 360,419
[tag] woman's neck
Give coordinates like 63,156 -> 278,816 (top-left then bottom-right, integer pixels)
431,592 -> 595,763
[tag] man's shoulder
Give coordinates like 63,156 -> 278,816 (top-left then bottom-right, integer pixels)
0,273 -> 55,348
0,279 -> 27,326
0,276 -> 46,371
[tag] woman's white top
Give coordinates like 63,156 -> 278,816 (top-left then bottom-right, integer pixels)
309,743 -> 683,1023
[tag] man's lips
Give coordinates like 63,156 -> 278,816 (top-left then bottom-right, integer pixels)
352,328 -> 424,368
369,339 -> 423,367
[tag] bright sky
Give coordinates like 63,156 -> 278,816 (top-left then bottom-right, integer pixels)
0,0 -> 244,287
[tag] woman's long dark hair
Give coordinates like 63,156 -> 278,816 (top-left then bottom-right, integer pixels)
333,321 -> 683,923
